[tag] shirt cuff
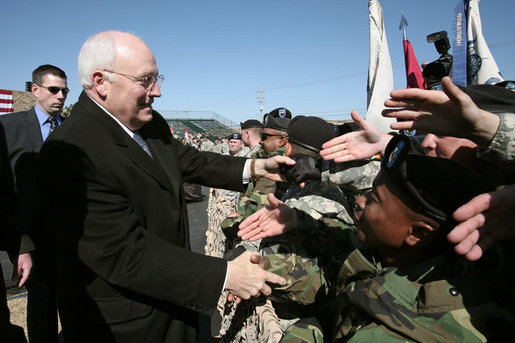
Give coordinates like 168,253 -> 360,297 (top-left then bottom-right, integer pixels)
242,159 -> 251,184
222,261 -> 229,292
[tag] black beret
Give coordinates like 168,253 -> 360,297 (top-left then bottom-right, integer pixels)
229,132 -> 242,140
263,115 -> 290,132
287,116 -> 336,153
380,135 -> 489,223
458,83 -> 515,114
240,119 -> 262,129
266,107 -> 292,119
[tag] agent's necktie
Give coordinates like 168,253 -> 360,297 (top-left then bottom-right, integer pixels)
133,131 -> 153,158
48,116 -> 58,133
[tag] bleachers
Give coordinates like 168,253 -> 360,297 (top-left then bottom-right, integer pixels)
160,110 -> 237,139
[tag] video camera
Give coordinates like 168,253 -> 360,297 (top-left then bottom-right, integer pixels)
423,31 -> 453,89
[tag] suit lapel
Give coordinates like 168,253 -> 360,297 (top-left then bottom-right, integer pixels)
140,119 -> 182,199
25,108 -> 44,150
79,92 -> 174,193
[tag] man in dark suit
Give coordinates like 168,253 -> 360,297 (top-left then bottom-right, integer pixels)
37,31 -> 288,343
0,123 -> 33,343
0,64 -> 68,343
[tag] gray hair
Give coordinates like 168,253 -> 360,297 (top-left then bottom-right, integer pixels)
78,31 -> 118,89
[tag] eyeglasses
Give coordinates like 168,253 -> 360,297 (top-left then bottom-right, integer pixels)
37,85 -> 69,95
260,132 -> 287,141
104,70 -> 164,90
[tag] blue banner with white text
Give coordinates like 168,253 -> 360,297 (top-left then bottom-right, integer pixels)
452,0 -> 468,86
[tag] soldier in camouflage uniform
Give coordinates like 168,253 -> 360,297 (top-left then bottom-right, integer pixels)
380,77 -> 515,261
240,119 -> 263,158
205,133 -> 249,258
249,134 -> 515,342
210,109 -> 293,343
216,116 -> 371,342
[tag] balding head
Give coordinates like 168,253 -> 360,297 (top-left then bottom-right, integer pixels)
78,30 -> 162,130
78,31 -> 154,90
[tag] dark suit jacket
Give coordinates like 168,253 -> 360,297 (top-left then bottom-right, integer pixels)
0,109 -> 40,252
0,119 -> 29,342
37,92 -> 248,343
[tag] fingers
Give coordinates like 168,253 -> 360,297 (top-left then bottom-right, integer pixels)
238,222 -> 261,240
227,293 -> 241,304
463,234 -> 495,261
250,253 -> 265,268
264,270 -> 287,288
18,269 -> 28,288
452,227 -> 481,255
350,110 -> 366,128
452,192 -> 493,222
388,120 -> 416,131
441,76 -> 470,105
447,213 -> 486,244
267,193 -> 281,208
239,208 -> 263,232
387,87 -> 436,104
464,245 -> 484,261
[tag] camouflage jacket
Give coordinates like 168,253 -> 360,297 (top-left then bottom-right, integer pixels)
333,246 -> 515,342
221,146 -> 289,247
320,159 -> 380,204
267,242 -> 515,343
477,112 -> 515,173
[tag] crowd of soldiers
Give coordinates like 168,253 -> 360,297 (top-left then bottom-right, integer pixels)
197,77 -> 515,343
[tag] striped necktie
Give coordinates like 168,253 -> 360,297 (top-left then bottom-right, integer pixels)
48,116 -> 58,133
133,131 -> 153,158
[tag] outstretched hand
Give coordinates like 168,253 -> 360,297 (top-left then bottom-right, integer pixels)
320,110 -> 392,162
447,185 -> 515,261
382,77 -> 499,148
238,193 -> 297,241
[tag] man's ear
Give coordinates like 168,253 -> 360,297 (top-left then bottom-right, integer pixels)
285,142 -> 293,156
92,71 -> 108,98
405,222 -> 436,247
279,136 -> 289,148
31,83 -> 39,97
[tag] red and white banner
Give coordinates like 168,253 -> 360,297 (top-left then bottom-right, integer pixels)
0,90 -> 14,114
184,128 -> 190,140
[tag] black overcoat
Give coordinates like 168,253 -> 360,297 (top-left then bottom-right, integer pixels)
38,92 -> 247,342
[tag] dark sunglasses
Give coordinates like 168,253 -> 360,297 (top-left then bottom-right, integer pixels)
260,132 -> 287,141
38,85 -> 69,95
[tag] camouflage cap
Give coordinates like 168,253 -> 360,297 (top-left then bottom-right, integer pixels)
240,119 -> 263,129
287,116 -> 336,153
380,135 -> 489,223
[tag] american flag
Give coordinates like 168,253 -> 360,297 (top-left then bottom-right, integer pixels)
0,90 -> 14,114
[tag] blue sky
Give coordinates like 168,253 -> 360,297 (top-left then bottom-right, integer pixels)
2,0 -> 514,125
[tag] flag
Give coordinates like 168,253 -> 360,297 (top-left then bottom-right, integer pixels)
184,128 -> 190,140
170,125 -> 174,135
0,90 -> 14,114
403,40 -> 425,89
467,0 -> 503,85
452,0 -> 468,87
367,0 -> 395,134
399,14 -> 425,89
